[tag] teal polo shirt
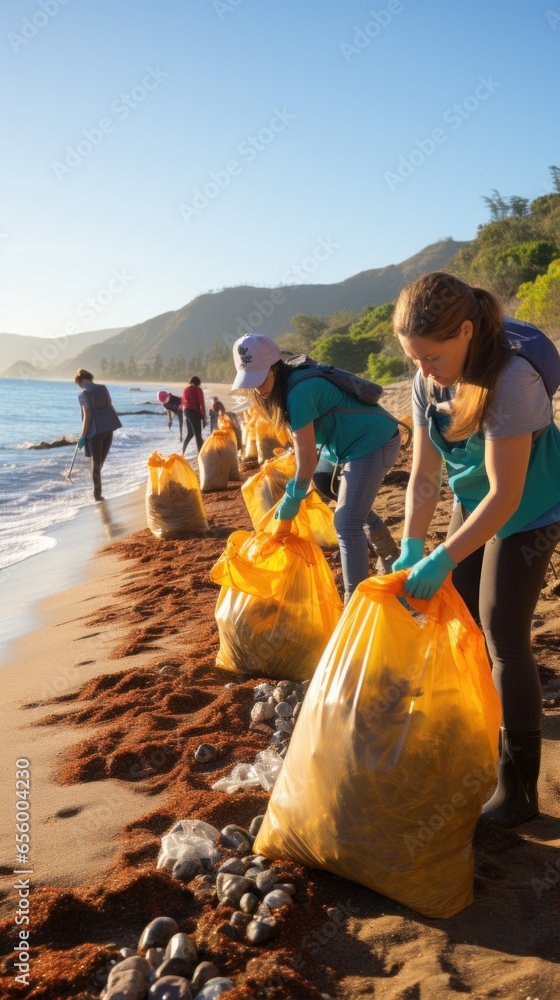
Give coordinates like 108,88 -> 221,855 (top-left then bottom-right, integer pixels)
286,372 -> 397,465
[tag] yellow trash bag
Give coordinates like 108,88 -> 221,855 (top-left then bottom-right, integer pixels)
199,429 -> 240,491
221,412 -> 242,450
146,452 -> 209,539
209,502 -> 342,681
242,453 -> 338,549
255,573 -> 501,918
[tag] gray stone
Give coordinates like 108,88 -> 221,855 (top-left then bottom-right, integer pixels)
155,957 -> 192,980
253,683 -> 275,700
239,892 -> 259,914
255,869 -> 277,895
194,743 -> 219,763
286,694 -> 298,708
274,701 -> 293,718
230,911 -> 252,929
159,664 -> 180,676
220,824 -> 253,854
273,883 -> 296,896
243,867 -> 262,880
271,730 -> 289,745
190,962 -> 221,995
250,701 -> 276,723
224,682 -> 236,689
148,975 -> 192,998
216,873 -> 255,906
172,857 -> 204,884
263,889 -> 294,909
276,718 -> 294,733
217,858 -> 245,876
119,947 -> 136,958
293,702 -> 302,720
165,933 -> 198,976
251,855 -> 270,868
194,979 -> 235,999
146,947 -> 165,970
106,956 -> 151,1000
138,917 -> 179,951
248,815 -> 265,838
257,902 -> 272,918
217,921 -> 242,942
245,917 -> 277,945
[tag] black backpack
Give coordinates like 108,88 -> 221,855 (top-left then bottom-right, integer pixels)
284,354 -> 411,445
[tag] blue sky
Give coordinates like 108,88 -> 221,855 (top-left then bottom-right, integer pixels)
1,0 -> 559,337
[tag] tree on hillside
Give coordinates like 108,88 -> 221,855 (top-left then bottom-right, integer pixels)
366,353 -> 410,385
313,330 -> 382,373
508,196 -> 530,218
549,165 -> 560,195
516,258 -> 560,331
482,189 -> 511,222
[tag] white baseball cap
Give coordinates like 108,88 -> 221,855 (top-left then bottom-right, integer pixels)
231,333 -> 282,390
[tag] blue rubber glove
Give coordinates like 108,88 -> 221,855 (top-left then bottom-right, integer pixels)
403,544 -> 457,601
77,437 -> 86,449
393,537 -> 425,573
274,477 -> 308,521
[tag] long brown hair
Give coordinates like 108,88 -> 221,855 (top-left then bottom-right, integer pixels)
393,272 -> 512,440
244,360 -> 292,431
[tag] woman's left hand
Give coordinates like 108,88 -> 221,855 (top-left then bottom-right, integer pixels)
403,544 -> 457,600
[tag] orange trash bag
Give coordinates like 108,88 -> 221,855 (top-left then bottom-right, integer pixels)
199,429 -> 240,491
146,451 -> 209,539
255,573 -> 501,918
209,501 -> 342,681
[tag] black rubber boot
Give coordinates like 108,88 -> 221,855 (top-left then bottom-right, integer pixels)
481,728 -> 541,828
367,524 -> 400,575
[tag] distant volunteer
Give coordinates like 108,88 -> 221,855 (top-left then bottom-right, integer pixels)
157,390 -> 184,440
392,271 -> 560,828
181,376 -> 206,456
231,333 -> 401,601
74,368 -> 122,501
209,395 -> 226,432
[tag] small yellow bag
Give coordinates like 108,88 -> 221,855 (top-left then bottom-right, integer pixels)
242,453 -> 338,549
209,502 -> 342,681
199,430 -> 239,491
146,452 -> 209,538
255,573 -> 501,918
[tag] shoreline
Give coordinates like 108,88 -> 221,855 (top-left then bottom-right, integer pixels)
0,485 -> 147,663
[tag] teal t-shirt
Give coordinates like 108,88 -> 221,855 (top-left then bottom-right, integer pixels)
286,372 -> 397,464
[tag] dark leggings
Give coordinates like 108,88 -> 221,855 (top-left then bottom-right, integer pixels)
447,506 -> 560,730
182,409 -> 203,454
87,430 -> 113,500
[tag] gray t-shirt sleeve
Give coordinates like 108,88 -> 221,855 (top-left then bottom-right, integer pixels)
484,356 -> 551,439
412,370 -> 429,427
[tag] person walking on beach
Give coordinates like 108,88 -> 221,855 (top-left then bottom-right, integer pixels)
209,395 -> 226,432
231,333 -> 401,601
157,390 -> 184,440
392,272 -> 560,829
181,375 -> 206,455
74,368 -> 122,501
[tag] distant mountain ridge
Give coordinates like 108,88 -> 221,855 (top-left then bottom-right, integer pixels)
3,240 -> 469,379
0,328 -> 125,378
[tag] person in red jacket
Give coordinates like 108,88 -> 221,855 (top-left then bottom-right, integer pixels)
181,375 -> 206,455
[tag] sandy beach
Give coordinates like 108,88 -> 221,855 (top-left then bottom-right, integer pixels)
1,380 -> 560,999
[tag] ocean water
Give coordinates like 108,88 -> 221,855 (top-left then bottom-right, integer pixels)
0,378 -> 207,571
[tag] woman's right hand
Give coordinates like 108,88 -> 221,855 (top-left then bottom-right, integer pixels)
392,537 -> 425,572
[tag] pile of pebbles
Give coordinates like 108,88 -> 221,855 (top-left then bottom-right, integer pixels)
97,819 -> 297,998
99,917 -> 233,998
249,677 -> 310,756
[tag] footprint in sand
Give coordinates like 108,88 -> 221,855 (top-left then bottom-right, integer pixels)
54,806 -> 83,819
